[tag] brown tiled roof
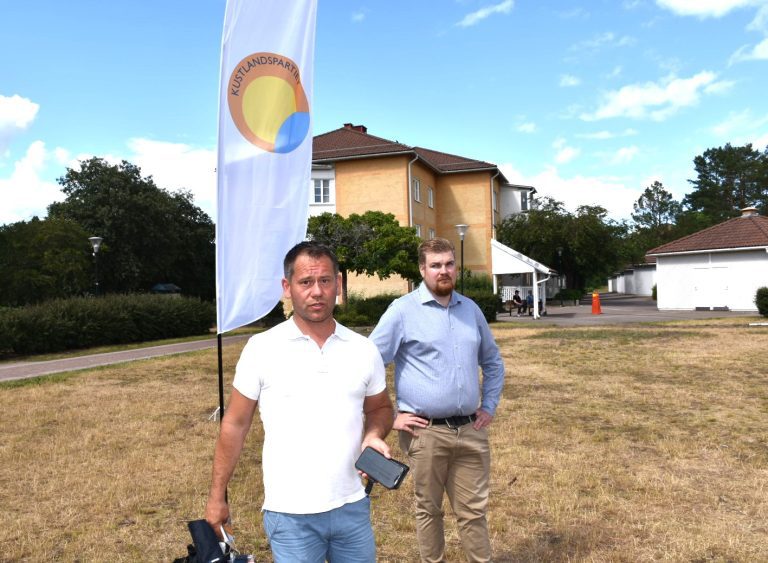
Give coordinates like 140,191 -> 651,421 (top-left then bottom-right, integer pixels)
413,146 -> 498,174
647,213 -> 768,255
313,126 -> 412,161
312,124 -> 504,178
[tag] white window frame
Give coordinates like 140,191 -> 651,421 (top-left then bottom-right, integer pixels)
428,186 -> 434,208
413,179 -> 421,203
313,178 -> 331,204
415,224 -> 422,238
428,227 -> 436,239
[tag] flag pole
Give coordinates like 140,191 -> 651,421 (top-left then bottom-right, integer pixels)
217,333 -> 225,423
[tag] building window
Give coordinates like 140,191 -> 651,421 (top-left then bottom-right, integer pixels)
492,189 -> 498,211
412,179 -> 421,202
415,224 -> 422,238
521,191 -> 529,211
427,186 -> 434,208
314,179 -> 331,203
428,228 -> 436,239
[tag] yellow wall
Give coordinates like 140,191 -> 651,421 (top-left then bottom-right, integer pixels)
335,157 -> 409,223
435,171 -> 495,274
331,157 -> 499,296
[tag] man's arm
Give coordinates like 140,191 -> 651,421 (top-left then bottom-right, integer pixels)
361,390 -> 394,458
205,389 -> 258,532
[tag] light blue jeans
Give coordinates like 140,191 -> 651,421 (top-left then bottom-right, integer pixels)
262,496 -> 375,562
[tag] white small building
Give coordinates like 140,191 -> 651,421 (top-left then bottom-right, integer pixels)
608,261 -> 656,296
646,208 -> 768,312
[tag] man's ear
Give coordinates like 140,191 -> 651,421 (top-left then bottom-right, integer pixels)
282,277 -> 291,299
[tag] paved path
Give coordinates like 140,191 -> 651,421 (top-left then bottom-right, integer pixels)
0,334 -> 251,383
496,293 -> 757,326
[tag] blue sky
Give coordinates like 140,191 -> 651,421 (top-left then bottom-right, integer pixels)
2,0 -> 767,225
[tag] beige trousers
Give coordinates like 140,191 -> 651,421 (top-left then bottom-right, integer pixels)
399,423 -> 492,563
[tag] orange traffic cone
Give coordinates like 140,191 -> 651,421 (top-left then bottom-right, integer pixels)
591,292 -> 602,315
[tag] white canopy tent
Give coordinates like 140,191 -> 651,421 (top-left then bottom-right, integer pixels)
490,239 -> 554,319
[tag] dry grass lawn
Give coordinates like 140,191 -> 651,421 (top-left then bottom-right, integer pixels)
1,317 -> 767,561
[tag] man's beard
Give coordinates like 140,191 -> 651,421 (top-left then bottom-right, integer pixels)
432,277 -> 454,296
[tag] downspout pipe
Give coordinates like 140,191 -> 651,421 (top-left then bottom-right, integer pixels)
407,154 -> 418,229
490,170 -> 500,296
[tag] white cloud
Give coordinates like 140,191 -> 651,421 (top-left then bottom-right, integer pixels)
655,0 -> 756,18
580,71 -> 725,121
553,137 -> 580,164
517,122 -> 537,133
577,128 -> 638,140
351,10 -> 365,22
499,162 -> 640,220
560,74 -> 581,87
712,109 -> 768,145
0,141 -> 65,224
456,0 -> 514,27
729,37 -> 768,64
126,138 -> 217,219
0,94 -> 39,153
571,31 -> 635,51
611,145 -> 640,164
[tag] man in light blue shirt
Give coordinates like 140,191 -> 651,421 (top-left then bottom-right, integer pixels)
370,237 -> 505,563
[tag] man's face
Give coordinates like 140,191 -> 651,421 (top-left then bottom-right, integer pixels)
419,250 -> 457,297
282,254 -> 340,324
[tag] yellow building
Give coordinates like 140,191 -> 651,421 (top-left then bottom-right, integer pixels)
311,123 -> 535,296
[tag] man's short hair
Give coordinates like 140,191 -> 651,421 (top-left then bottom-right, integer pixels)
283,241 -> 340,279
418,237 -> 455,265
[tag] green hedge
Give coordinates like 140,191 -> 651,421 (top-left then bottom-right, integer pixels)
554,288 -> 584,303
334,293 -> 399,327
464,291 -> 501,323
756,287 -> 768,317
0,294 -> 215,355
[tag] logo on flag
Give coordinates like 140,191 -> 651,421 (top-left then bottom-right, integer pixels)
227,52 -> 310,154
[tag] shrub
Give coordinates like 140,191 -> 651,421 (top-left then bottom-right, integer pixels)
0,294 -> 215,356
334,293 -> 399,327
756,287 -> 768,317
465,290 -> 501,323
554,289 -> 583,304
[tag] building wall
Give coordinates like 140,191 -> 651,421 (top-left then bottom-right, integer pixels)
334,156 -> 410,222
656,250 -> 766,311
315,158 -> 502,297
435,171 -> 495,274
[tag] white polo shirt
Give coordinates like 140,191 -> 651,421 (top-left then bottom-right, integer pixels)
233,317 -> 386,514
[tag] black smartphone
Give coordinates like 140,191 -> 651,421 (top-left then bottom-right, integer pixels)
355,447 -> 410,489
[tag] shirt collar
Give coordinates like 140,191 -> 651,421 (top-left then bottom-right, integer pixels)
417,282 -> 459,307
286,316 -> 352,341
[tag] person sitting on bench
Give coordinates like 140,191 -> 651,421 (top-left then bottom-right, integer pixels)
511,290 -> 524,316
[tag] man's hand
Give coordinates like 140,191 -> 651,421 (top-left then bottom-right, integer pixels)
393,412 -> 429,436
361,436 -> 391,459
473,409 -> 494,430
204,497 -> 230,540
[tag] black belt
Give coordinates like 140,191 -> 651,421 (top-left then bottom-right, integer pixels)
430,414 -> 476,428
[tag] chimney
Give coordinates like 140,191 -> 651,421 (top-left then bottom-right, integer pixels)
740,207 -> 759,217
343,123 -> 367,133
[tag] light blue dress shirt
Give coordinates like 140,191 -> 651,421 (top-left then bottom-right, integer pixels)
370,283 -> 505,418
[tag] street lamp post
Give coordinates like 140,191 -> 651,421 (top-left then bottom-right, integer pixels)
557,246 -> 563,306
455,224 -> 469,294
88,236 -> 103,296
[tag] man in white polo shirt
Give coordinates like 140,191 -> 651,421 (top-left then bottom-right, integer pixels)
205,241 -> 393,562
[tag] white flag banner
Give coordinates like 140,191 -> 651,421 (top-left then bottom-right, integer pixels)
216,0 -> 318,334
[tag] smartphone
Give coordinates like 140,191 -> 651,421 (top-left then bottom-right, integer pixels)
355,447 -> 409,489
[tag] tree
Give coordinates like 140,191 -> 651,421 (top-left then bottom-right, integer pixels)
683,143 -> 768,226
628,181 -> 682,254
47,158 -> 215,299
307,211 -> 420,304
496,197 -> 627,290
0,217 -> 91,306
